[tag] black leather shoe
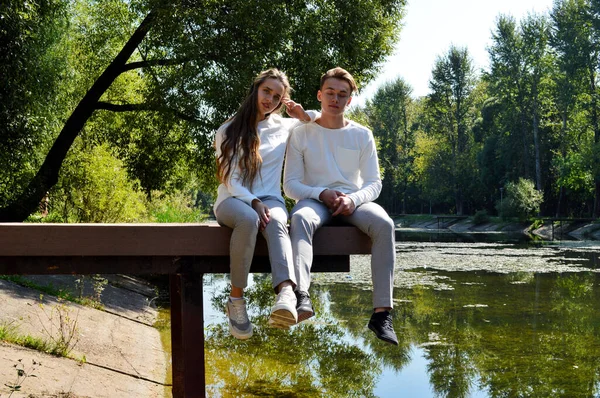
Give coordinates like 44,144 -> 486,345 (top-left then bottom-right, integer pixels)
368,311 -> 399,345
295,290 -> 315,323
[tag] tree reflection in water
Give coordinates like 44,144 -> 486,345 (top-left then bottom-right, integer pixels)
203,251 -> 600,397
205,275 -> 381,397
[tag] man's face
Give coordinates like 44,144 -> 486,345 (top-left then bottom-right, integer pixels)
317,77 -> 352,116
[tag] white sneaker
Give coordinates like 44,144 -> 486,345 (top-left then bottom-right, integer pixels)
225,298 -> 253,339
268,288 -> 298,329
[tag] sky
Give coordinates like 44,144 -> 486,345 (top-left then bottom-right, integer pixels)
352,0 -> 555,107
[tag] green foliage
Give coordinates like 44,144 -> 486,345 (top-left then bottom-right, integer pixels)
365,78 -> 417,214
6,0 -> 600,219
0,298 -> 80,359
553,151 -> 594,196
37,298 -> 80,357
0,320 -> 20,342
50,143 -> 147,223
133,0 -> 408,189
529,217 -> 544,230
1,0 -> 409,221
147,190 -> 207,223
497,178 -> 543,220
472,210 -> 491,225
0,0 -> 70,208
484,13 -> 553,195
0,275 -> 104,310
413,131 -> 454,208
424,45 -> 478,215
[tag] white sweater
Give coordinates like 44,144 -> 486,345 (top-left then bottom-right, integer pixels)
283,120 -> 382,208
213,112 -> 317,212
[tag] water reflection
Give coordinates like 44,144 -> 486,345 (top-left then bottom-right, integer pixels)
203,242 -> 600,397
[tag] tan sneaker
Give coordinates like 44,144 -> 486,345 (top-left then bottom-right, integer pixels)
268,289 -> 298,329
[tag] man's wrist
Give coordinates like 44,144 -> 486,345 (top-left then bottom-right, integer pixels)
318,189 -> 328,201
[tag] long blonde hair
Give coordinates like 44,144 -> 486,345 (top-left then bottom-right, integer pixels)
216,69 -> 291,188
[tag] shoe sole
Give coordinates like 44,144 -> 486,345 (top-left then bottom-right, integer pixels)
296,309 -> 315,323
368,323 -> 398,345
229,324 -> 253,339
225,305 -> 253,340
269,309 -> 297,329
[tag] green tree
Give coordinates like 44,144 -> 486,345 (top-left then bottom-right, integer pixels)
483,13 -> 554,215
413,128 -> 454,212
486,15 -> 530,182
425,46 -> 478,215
522,13 -> 553,192
50,143 -> 147,223
551,0 -> 600,217
0,0 -> 69,210
0,0 -> 408,222
366,78 -> 415,214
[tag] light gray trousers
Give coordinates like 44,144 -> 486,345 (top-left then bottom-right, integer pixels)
290,199 -> 395,309
214,196 -> 295,290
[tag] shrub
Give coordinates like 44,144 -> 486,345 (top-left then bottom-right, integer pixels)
473,210 -> 490,225
50,143 -> 146,222
497,178 -> 543,221
147,190 -> 207,223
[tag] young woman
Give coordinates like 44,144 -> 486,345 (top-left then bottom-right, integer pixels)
214,68 -> 317,339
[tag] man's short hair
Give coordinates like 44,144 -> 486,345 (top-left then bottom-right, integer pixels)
320,67 -> 357,94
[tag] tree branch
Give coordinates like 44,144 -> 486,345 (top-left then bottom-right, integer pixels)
0,11 -> 157,222
96,101 -> 201,123
121,58 -> 190,73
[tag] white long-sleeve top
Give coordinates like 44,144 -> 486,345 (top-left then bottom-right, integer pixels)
213,112 -> 317,212
283,121 -> 382,208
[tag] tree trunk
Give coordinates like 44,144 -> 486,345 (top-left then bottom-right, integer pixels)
556,186 -> 564,218
594,182 -> 600,218
520,110 -> 530,179
456,189 -> 463,216
556,112 -> 568,218
0,12 -> 156,222
532,89 -> 542,192
402,177 -> 407,215
590,64 -> 600,218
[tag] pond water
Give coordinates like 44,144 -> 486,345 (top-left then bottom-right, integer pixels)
201,238 -> 600,397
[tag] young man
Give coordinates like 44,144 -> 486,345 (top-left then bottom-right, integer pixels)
283,67 -> 398,345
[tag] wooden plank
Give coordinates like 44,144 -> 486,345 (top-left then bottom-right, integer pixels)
0,224 -> 371,256
0,255 -> 351,275
0,256 -> 178,275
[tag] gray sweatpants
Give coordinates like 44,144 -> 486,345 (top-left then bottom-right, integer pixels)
214,196 -> 296,290
290,199 -> 395,309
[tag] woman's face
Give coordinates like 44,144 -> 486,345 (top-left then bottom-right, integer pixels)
256,78 -> 285,120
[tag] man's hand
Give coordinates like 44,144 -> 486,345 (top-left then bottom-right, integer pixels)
331,196 -> 356,216
319,189 -> 346,210
282,98 -> 310,121
252,199 -> 270,230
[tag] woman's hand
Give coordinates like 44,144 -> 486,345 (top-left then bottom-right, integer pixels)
282,98 -> 310,121
252,199 -> 270,230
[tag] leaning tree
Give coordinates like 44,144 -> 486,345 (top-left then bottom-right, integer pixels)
0,0 -> 407,221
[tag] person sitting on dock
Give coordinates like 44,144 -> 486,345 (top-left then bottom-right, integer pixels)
283,67 -> 398,345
